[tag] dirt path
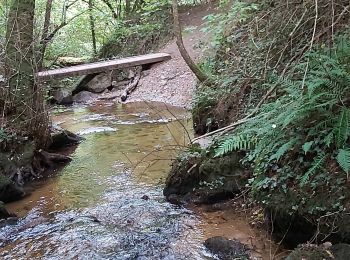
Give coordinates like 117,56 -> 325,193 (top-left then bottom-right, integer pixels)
125,4 -> 216,109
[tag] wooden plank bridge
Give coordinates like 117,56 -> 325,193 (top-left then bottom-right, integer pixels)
37,53 -> 171,81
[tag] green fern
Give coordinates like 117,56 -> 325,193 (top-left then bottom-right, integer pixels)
300,153 -> 326,186
270,138 -> 298,161
215,134 -> 255,157
335,108 -> 350,149
336,149 -> 350,176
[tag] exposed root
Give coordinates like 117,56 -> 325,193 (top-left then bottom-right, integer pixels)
37,149 -> 72,168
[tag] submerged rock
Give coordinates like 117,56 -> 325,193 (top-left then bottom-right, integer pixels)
163,149 -> 248,204
204,236 -> 249,260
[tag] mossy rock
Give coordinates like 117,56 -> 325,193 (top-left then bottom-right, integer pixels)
0,141 -> 35,176
0,141 -> 33,202
0,174 -> 25,203
331,244 -> 350,259
163,149 -> 249,204
286,245 -> 333,260
0,201 -> 12,219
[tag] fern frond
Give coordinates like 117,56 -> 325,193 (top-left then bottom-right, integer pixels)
335,107 -> 350,148
215,134 -> 255,157
269,138 -> 297,162
336,148 -> 350,176
300,153 -> 326,186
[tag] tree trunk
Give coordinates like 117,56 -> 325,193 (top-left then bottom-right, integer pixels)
125,0 -> 131,16
171,0 -> 210,83
88,0 -> 97,55
4,0 -> 49,146
39,0 -> 53,70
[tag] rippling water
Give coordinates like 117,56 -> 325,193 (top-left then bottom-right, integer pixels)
0,101 -> 277,259
0,102 -> 208,259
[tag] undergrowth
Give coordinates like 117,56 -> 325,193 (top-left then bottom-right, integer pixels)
190,0 -> 350,239
99,2 -> 172,58
215,36 -> 350,216
193,0 -> 350,134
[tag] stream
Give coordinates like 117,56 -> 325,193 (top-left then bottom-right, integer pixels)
0,101 -> 276,259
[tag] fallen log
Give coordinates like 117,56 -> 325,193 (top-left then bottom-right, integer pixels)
121,66 -> 142,102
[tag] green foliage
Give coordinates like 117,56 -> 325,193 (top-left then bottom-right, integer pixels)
192,85 -> 230,133
199,177 -> 225,190
202,1 -> 259,50
98,0 -> 173,58
216,134 -> 254,156
4,0 -> 178,62
337,149 -> 350,176
214,35 -> 350,213
0,128 -> 11,143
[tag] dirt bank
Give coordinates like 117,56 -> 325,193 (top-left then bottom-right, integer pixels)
99,3 -> 215,109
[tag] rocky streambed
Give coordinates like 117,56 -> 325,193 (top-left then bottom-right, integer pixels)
0,101 -> 277,259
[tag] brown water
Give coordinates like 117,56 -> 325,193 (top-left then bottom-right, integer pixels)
0,101 -> 279,259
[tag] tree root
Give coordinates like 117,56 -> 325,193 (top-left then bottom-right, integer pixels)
37,149 -> 72,168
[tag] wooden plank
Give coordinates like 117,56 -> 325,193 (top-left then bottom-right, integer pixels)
37,53 -> 171,81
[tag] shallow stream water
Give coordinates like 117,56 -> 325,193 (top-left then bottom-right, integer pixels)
0,101 -> 278,259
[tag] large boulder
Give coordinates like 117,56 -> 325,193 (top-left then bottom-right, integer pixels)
85,72 -> 112,93
204,236 -> 250,260
73,91 -> 98,103
264,207 -> 316,248
163,148 -> 249,204
50,88 -> 73,105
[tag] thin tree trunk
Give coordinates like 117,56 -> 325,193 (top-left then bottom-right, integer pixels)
101,0 -> 118,20
171,0 -> 210,83
117,0 -> 122,18
88,0 -> 97,55
39,0 -> 53,70
125,0 -> 131,16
